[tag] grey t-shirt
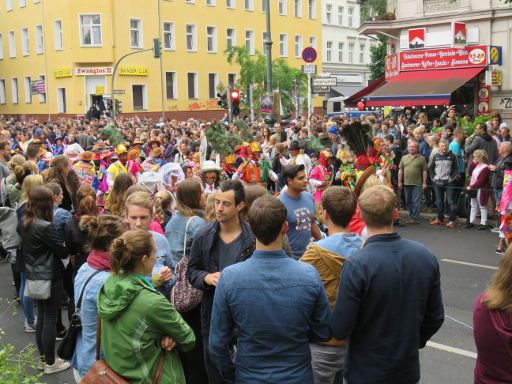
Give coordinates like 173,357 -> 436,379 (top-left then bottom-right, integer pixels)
218,234 -> 243,271
0,162 -> 10,180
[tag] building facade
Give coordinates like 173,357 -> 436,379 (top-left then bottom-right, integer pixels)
0,0 -> 322,119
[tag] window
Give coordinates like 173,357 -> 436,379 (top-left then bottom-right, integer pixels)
163,22 -> 175,50
19,0 -> 26,7
245,30 -> 254,54
308,0 -> 316,19
185,0 -> 196,3
278,0 -> 286,15
337,6 -> 343,25
208,73 -> 217,98
8,31 -> 15,58
38,75 -> 46,103
338,42 -> 343,62
80,14 -> 102,46
226,0 -> 234,8
325,4 -> 332,24
228,73 -> 236,87
35,25 -> 43,53
226,28 -> 236,48
359,44 -> 365,63
244,0 -> 253,10
294,0 -> 302,17
205,0 -> 215,5
0,34 -> 3,59
309,36 -> 317,49
187,73 -> 198,99
6,0 -> 13,11
348,43 -> 353,63
33,0 -> 40,2
57,88 -> 66,113
54,20 -> 63,50
130,19 -> 142,48
0,80 -> 5,104
206,26 -> 217,52
294,35 -> 302,57
165,72 -> 177,99
24,76 -> 31,103
261,0 -> 267,12
326,41 -> 332,62
279,33 -> 288,57
11,78 -> 18,104
186,24 -> 196,51
21,28 -> 29,56
348,7 -> 354,27
132,85 -> 147,110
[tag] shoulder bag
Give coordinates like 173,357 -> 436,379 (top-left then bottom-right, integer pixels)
170,217 -> 203,313
25,279 -> 51,300
57,268 -> 105,360
81,318 -> 165,384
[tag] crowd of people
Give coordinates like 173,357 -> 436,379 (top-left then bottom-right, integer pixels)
0,108 -> 510,384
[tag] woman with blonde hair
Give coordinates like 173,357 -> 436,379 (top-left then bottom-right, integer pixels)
105,172 -> 134,216
154,190 -> 174,232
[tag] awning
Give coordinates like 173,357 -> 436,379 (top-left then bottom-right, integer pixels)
344,76 -> 386,107
365,67 -> 484,107
331,84 -> 365,98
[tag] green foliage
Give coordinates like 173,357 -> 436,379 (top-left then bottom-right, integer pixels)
369,35 -> 388,82
360,0 -> 388,23
101,124 -> 124,146
205,123 -> 241,158
304,136 -> 324,152
234,120 -> 254,143
458,115 -> 492,136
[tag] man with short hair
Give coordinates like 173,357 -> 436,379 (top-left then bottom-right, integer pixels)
489,141 -> 512,234
188,180 -> 255,384
209,195 -> 331,383
465,123 -> 498,165
0,142 -> 11,179
301,186 -> 362,384
330,185 -> 444,384
278,164 -> 322,260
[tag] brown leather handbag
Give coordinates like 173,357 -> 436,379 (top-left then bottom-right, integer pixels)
81,318 -> 165,384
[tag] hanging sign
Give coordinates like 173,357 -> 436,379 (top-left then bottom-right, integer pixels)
399,45 -> 487,71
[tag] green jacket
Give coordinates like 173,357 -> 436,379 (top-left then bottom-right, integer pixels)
97,274 -> 195,384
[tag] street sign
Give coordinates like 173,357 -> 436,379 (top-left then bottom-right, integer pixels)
302,47 -> 317,63
216,81 -> 226,95
312,77 -> 337,87
313,85 -> 330,94
302,64 -> 317,75
491,70 -> 502,86
113,89 -> 126,95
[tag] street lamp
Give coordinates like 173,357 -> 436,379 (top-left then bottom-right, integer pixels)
264,0 -> 272,95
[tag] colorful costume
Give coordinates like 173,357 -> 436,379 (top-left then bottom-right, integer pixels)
309,150 -> 333,203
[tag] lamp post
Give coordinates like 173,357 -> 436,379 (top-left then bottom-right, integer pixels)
264,0 -> 272,95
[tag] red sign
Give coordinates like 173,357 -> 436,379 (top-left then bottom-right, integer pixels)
385,53 -> 400,80
477,72 -> 490,115
302,47 -> 317,63
399,45 -> 487,72
452,22 -> 467,46
408,28 -> 426,50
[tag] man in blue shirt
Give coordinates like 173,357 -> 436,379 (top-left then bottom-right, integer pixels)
278,164 -> 322,259
209,195 -> 331,384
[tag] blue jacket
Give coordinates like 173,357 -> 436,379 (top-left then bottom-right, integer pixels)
209,250 -> 331,384
164,212 -> 206,266
330,233 -> 444,384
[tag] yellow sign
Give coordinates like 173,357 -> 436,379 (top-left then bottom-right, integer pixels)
491,70 -> 502,87
95,86 -> 105,95
119,66 -> 149,76
53,67 -> 73,78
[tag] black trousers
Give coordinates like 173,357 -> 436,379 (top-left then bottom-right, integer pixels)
35,279 -> 63,365
179,304 -> 209,384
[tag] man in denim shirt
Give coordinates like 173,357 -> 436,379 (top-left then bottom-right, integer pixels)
209,195 -> 331,383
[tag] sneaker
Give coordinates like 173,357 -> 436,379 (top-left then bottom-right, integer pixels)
24,324 -> 36,333
496,248 -> 505,255
490,226 -> 500,233
430,219 -> 444,226
44,358 -> 70,375
405,219 -> 419,225
56,329 -> 67,341
37,360 -> 45,371
446,221 -> 456,228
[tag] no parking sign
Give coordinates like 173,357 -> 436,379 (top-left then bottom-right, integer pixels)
302,47 -> 317,63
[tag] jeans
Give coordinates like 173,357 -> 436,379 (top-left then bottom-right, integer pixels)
36,279 -> 63,365
19,272 -> 35,326
404,185 -> 423,221
310,343 -> 346,384
434,184 -> 457,221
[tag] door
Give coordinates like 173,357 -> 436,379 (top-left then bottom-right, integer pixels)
57,88 -> 67,113
132,85 -> 144,110
84,75 -> 106,112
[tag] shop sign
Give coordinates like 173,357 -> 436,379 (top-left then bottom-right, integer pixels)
452,22 -> 467,47
260,93 -> 273,116
399,45 -> 487,71
385,53 -> 400,80
408,28 -> 426,50
477,74 -> 490,115
119,66 -> 148,76
95,86 -> 105,95
75,67 -> 113,76
53,67 -> 72,78
491,70 -> 502,86
489,46 -> 502,65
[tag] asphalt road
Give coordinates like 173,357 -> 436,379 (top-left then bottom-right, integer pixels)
0,219 -> 500,384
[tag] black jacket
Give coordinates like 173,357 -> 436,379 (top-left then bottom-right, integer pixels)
187,219 -> 255,335
18,219 -> 68,280
64,215 -> 90,273
493,154 -> 512,189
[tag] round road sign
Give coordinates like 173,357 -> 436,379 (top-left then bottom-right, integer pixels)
302,47 -> 317,63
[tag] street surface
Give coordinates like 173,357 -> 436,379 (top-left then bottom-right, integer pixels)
0,220 -> 499,384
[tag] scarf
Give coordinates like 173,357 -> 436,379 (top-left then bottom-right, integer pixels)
87,249 -> 111,272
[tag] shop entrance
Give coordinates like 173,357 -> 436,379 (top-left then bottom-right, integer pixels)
84,75 -> 106,113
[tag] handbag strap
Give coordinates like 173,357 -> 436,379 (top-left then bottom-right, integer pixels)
96,317 -> 166,384
182,217 -> 194,259
76,269 -> 105,311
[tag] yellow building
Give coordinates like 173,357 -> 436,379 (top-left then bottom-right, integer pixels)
0,0 -> 322,119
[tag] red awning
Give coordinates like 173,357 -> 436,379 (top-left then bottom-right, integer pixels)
364,67 -> 484,107
344,76 -> 386,107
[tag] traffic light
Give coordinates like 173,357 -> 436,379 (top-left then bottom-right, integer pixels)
230,89 -> 240,116
217,92 -> 228,109
114,98 -> 122,114
153,38 -> 162,59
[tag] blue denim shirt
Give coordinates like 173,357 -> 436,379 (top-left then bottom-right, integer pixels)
209,250 -> 331,384
53,207 -> 72,241
71,263 -> 111,377
315,232 -> 363,260
149,231 -> 176,297
164,213 -> 206,266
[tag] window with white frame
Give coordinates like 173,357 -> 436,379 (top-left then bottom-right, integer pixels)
338,42 -> 343,62
165,72 -> 177,99
38,74 -> 46,103
348,7 -> 354,27
0,80 -> 5,104
208,73 -> 217,98
261,0 -> 267,12
279,33 -> 288,57
205,0 -> 215,5
0,34 -> 3,59
21,28 -> 29,56
8,31 -> 16,58
185,0 -> 195,3
359,44 -> 365,63
337,6 -> 343,25
6,0 -> 13,11
226,28 -> 236,49
33,0 -> 40,2
187,73 -> 198,99
19,0 -> 26,7
130,19 -> 142,48
308,0 -> 316,19
309,36 -> 317,49
278,0 -> 286,15
244,0 -> 253,10
11,78 -> 18,104
54,20 -> 63,50
294,0 -> 302,17
348,42 -> 353,63
206,26 -> 217,52
245,30 -> 254,54
80,14 -> 102,46
226,0 -> 234,8
35,25 -> 43,53
326,41 -> 332,62
294,35 -> 302,57
163,22 -> 175,50
24,76 -> 31,103
186,24 -> 196,51
325,4 -> 333,24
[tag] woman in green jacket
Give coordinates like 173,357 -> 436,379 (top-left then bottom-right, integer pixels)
97,230 -> 195,383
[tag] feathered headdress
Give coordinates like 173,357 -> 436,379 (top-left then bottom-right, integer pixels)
340,121 -> 373,156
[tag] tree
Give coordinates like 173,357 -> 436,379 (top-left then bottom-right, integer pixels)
369,35 -> 388,82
